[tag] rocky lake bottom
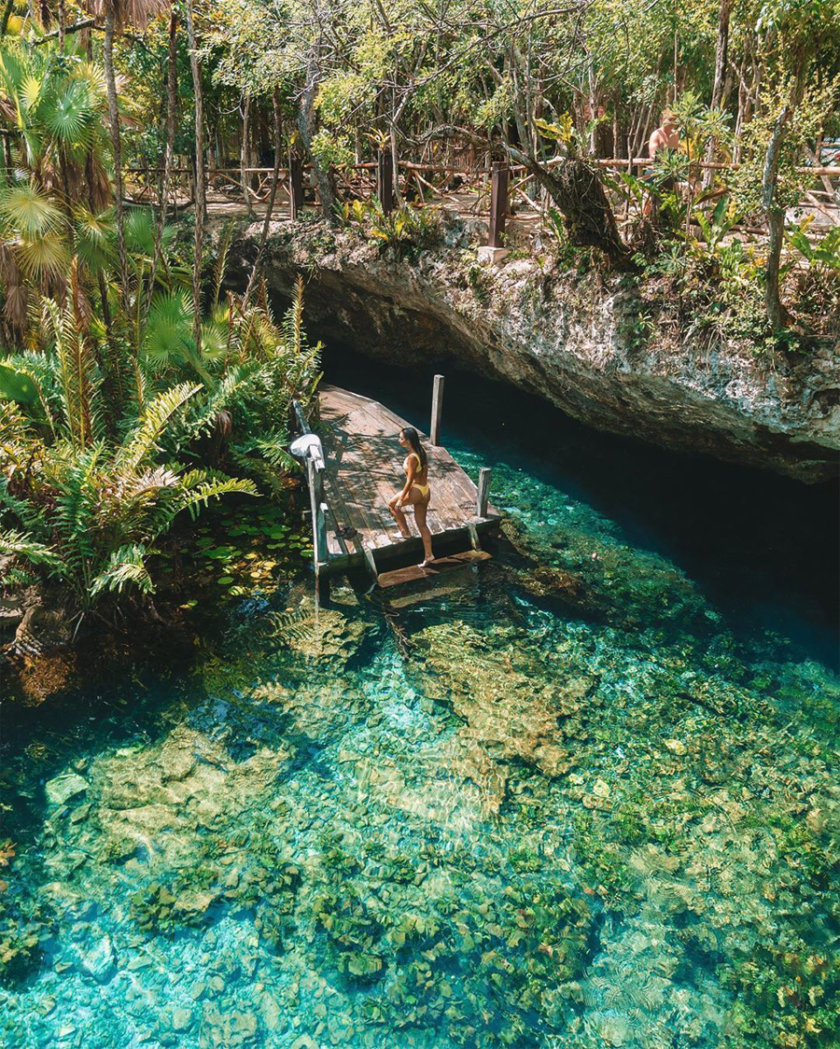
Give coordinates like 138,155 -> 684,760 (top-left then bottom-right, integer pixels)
1,364 -> 838,1049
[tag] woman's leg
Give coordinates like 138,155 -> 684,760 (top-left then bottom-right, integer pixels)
411,493 -> 434,564
388,494 -> 411,538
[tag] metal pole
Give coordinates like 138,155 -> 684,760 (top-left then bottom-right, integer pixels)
430,374 -> 445,446
488,162 -> 509,248
476,467 -> 491,518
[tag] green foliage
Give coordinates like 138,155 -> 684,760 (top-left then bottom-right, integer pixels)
339,197 -> 444,258
0,381 -> 258,609
787,223 -> 840,277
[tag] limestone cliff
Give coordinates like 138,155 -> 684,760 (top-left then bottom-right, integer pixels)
229,219 -> 840,482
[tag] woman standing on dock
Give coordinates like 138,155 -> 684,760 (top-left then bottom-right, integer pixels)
389,427 -> 435,567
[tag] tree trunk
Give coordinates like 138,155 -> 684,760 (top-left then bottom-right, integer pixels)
762,55 -> 808,331
703,0 -> 733,188
163,9 -> 178,220
1,0 -> 14,35
389,122 -> 400,204
296,47 -> 335,219
145,9 -> 178,320
103,11 -> 129,309
507,146 -> 628,262
587,53 -> 598,155
240,93 -> 254,217
243,88 -> 283,309
185,0 -> 204,353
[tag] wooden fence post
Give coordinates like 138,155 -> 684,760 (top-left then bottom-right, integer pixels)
289,153 -> 304,220
476,467 -> 491,518
488,162 -> 509,247
430,374 -> 445,446
377,150 -> 394,214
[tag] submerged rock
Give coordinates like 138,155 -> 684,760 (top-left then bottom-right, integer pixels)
75,930 -> 116,983
411,620 -> 596,777
44,772 -> 88,807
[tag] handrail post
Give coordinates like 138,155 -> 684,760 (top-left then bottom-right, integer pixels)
377,150 -> 395,214
430,374 -> 444,446
476,467 -> 491,518
289,152 -> 304,220
488,162 -> 509,247
306,458 -> 328,566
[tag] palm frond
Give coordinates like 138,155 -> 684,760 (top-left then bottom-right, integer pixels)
73,205 -> 115,273
0,183 -> 63,238
89,543 -> 153,597
41,286 -> 98,449
124,207 -> 158,257
0,529 -> 63,573
42,78 -> 95,149
16,231 -> 71,279
142,290 -> 195,369
115,381 -> 201,473
172,472 -> 258,520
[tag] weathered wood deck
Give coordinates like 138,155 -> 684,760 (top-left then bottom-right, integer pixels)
307,384 -> 500,579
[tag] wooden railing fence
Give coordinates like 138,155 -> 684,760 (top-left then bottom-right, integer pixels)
125,151 -> 840,243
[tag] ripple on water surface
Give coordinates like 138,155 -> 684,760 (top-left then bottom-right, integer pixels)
1,403 -> 839,1049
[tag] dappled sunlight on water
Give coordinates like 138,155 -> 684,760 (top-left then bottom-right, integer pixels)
1,373 -> 839,1048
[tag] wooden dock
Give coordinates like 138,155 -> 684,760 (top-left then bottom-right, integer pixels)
293,382 -> 500,585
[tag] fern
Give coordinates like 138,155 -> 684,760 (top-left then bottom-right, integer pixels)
116,382 -> 201,473
0,529 -> 63,574
89,544 -> 153,597
172,471 -> 258,521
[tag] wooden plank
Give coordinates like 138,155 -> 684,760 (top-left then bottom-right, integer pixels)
377,549 -> 491,589
386,585 -> 464,609
312,384 -> 501,575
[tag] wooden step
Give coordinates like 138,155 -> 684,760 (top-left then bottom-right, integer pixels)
376,549 -> 491,589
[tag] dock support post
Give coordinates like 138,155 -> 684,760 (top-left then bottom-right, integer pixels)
488,162 -> 509,248
307,458 -> 328,567
476,467 -> 491,517
430,374 -> 445,446
377,151 -> 394,215
316,501 -> 329,571
289,152 -> 304,220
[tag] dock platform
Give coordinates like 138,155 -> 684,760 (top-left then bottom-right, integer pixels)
295,383 -> 500,582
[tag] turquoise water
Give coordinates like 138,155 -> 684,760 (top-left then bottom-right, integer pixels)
2,367 -> 839,1049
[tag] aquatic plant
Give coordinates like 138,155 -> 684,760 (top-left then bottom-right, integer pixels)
0,382 -> 256,609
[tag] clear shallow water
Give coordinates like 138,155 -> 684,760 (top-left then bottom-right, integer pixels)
1,363 -> 839,1049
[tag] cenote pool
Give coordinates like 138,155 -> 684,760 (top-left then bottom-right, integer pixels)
2,358 -> 839,1049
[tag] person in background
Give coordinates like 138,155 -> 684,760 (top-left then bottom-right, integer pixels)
644,110 -> 681,218
649,110 -> 680,159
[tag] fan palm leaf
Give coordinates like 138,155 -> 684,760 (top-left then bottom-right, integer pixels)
124,206 -> 158,257
16,231 -> 70,279
0,183 -> 63,238
142,290 -> 195,368
73,205 -> 116,273
43,78 -> 96,151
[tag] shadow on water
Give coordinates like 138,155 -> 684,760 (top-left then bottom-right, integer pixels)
323,344 -> 840,670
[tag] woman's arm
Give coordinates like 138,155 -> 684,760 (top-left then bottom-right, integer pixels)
396,457 -> 417,506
